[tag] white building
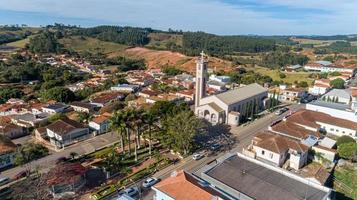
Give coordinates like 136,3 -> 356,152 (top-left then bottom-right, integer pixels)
111,84 -> 139,93
195,52 -> 268,126
245,132 -> 308,170
42,103 -> 69,114
0,135 -> 16,169
321,89 -> 351,104
304,61 -> 357,76
89,115 -> 110,135
46,119 -> 89,148
209,74 -> 231,83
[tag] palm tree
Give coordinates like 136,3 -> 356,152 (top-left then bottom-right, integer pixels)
143,111 -> 157,157
110,111 -> 126,154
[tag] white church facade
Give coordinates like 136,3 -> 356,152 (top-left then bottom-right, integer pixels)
194,52 -> 268,126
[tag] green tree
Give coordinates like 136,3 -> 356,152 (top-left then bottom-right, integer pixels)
163,110 -> 203,155
110,111 -> 127,154
0,88 -> 24,104
336,136 -> 355,147
27,31 -> 62,53
338,142 -> 357,160
41,86 -> 75,103
330,78 -> 345,89
14,143 -> 49,173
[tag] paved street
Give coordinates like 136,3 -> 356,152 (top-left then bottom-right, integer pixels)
1,132 -> 120,179
138,103 -> 304,200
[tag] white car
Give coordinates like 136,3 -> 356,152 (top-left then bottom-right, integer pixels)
192,153 -> 204,160
142,177 -> 159,188
123,187 -> 138,197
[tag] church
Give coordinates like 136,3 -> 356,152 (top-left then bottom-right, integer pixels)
195,52 -> 268,126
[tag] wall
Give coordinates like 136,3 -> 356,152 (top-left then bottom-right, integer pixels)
317,122 -> 357,139
306,103 -> 357,122
253,146 -> 284,167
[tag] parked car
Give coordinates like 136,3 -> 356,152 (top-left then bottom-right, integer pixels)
210,144 -> 221,151
56,156 -> 68,164
123,187 -> 138,197
0,177 -> 10,186
275,107 -> 289,115
14,171 -> 28,180
142,177 -> 160,188
192,153 -> 204,160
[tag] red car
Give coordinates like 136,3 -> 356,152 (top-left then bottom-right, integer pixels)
14,171 -> 28,180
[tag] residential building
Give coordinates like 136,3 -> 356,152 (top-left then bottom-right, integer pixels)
277,85 -> 307,102
309,79 -> 331,96
207,80 -> 226,91
111,84 -> 139,93
152,170 -> 228,200
11,112 -> 50,128
42,103 -> 69,114
175,89 -> 195,102
304,61 -> 357,76
0,123 -> 26,139
0,135 -> 17,169
89,115 -> 110,135
195,52 -> 268,126
46,118 -> 89,148
70,102 -> 96,113
286,64 -> 302,72
138,89 -> 159,98
200,153 -> 332,200
244,132 -> 308,170
46,163 -> 87,198
146,94 -> 185,104
90,93 -> 124,107
209,74 -> 231,83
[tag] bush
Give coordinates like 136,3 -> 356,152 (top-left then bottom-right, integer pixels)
330,78 -> 345,89
338,142 -> 357,160
279,73 -> 286,79
337,136 -> 355,147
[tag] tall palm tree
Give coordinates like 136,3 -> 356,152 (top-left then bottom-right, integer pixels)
110,111 -> 126,154
143,111 -> 157,157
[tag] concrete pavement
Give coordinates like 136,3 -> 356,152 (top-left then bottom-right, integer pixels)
1,132 -> 120,179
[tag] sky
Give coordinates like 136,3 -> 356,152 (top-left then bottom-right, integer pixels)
0,0 -> 356,35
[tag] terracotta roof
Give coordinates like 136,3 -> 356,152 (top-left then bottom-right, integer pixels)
91,115 -> 109,124
139,89 -> 159,96
46,163 -> 87,185
35,127 -> 47,136
271,121 -> 321,140
0,135 -> 16,155
0,116 -> 11,127
154,171 -> 226,200
352,89 -> 357,97
253,132 -> 308,154
47,118 -> 86,135
287,109 -> 357,131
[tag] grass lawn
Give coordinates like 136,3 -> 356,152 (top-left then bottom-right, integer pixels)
59,36 -> 128,54
6,37 -> 31,48
249,66 -> 314,86
334,166 -> 357,200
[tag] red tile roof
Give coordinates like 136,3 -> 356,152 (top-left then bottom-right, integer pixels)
253,132 -> 308,154
271,121 -> 321,140
46,163 -> 87,185
91,115 -> 109,124
154,171 -> 226,200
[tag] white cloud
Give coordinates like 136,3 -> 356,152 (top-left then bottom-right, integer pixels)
0,0 -> 356,35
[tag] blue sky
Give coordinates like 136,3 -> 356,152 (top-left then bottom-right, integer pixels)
0,0 -> 356,35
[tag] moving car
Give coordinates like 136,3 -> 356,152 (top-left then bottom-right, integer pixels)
14,170 -> 28,180
142,177 -> 160,188
192,153 -> 204,160
275,107 -> 289,115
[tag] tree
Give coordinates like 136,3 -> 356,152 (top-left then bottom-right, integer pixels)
0,88 -> 24,104
9,173 -> 51,200
163,110 -> 204,155
41,86 -> 76,103
337,136 -> 355,147
110,111 -> 127,154
330,78 -> 345,89
279,73 -> 286,79
338,142 -> 357,160
143,110 -> 158,157
27,31 -> 62,53
76,111 -> 91,123
14,143 -> 49,173
69,152 -> 78,160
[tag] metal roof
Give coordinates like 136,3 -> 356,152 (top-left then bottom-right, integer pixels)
215,83 -> 267,105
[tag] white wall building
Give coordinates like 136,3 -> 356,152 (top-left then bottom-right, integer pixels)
195,52 -> 268,126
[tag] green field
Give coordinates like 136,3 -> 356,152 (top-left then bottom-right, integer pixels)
6,37 -> 31,48
60,36 -> 128,54
334,166 -> 357,199
250,66 -> 314,85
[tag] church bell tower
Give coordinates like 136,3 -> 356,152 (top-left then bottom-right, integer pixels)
195,51 -> 208,110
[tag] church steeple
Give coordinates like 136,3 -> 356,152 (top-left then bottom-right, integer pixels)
195,51 -> 208,109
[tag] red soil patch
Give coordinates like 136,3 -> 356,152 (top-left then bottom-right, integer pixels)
109,47 -> 233,73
